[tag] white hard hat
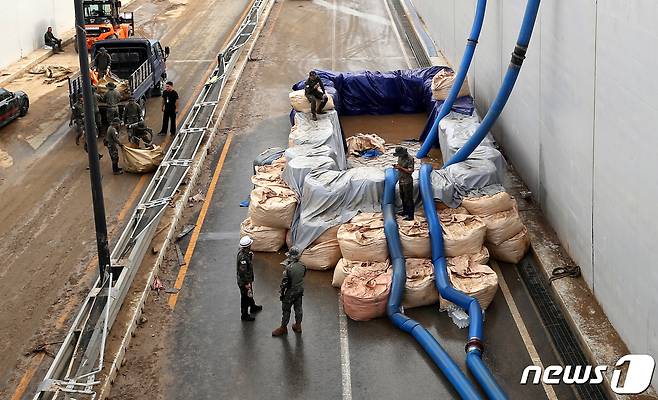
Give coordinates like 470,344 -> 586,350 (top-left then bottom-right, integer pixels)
239,236 -> 253,247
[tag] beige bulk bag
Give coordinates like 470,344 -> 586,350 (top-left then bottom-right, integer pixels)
252,157 -> 288,188
481,206 -> 524,246
397,216 -> 431,258
240,217 -> 286,252
440,257 -> 498,310
332,259 -> 390,288
438,205 -> 470,218
341,266 -> 392,321
120,145 -> 164,173
489,227 -> 530,263
441,214 -> 487,257
447,246 -> 490,267
300,226 -> 342,271
461,192 -> 515,216
289,89 -> 335,113
248,185 -> 297,229
346,133 -> 386,155
337,213 -> 389,262
403,258 -> 440,309
431,69 -> 471,101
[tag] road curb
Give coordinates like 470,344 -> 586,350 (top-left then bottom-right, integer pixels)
95,0 -> 275,397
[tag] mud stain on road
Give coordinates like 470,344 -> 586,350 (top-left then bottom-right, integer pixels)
0,147 -> 13,168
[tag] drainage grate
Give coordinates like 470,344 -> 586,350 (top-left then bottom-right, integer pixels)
387,0 -> 432,68
517,256 -> 609,400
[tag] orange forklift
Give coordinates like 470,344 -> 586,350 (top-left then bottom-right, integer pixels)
76,0 -> 135,51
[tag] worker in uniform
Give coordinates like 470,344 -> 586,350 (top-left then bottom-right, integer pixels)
105,118 -> 123,175
94,47 -> 112,79
237,236 -> 262,321
123,96 -> 142,141
272,247 -> 306,337
304,71 -> 328,121
131,121 -> 154,148
92,86 -> 103,135
104,82 -> 121,124
70,94 -> 85,146
394,146 -> 415,221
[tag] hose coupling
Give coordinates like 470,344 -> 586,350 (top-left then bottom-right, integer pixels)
467,38 -> 479,45
465,337 -> 484,354
510,44 -> 528,67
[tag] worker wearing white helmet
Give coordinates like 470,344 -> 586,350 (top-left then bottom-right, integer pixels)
237,236 -> 262,321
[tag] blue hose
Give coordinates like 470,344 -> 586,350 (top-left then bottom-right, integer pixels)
416,0 -> 487,159
419,164 -> 508,400
383,168 -> 482,400
443,0 -> 541,168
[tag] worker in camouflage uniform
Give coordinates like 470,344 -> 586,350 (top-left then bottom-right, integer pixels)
105,118 -> 123,175
237,236 -> 262,321
94,47 -> 112,79
304,71 -> 328,121
272,247 -> 306,337
123,96 -> 142,141
131,121 -> 154,149
70,94 -> 85,146
104,81 -> 122,124
394,146 -> 415,221
91,86 -> 103,135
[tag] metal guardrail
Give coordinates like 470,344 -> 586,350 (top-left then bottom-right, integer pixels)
34,1 -> 266,398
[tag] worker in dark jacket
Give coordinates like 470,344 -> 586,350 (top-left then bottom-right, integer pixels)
237,236 -> 262,321
44,27 -> 63,53
104,82 -> 122,124
272,247 -> 306,336
105,118 -> 123,175
94,47 -> 112,79
304,71 -> 328,121
123,96 -> 142,140
394,146 -> 415,220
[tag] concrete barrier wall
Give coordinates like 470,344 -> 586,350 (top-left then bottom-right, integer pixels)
411,0 -> 658,374
0,1 -> 74,69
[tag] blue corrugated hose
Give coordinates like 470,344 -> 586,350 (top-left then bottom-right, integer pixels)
383,168 -> 482,400
419,163 -> 508,400
416,0 -> 487,159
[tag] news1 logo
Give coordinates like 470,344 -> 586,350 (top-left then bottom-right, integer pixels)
520,355 -> 656,394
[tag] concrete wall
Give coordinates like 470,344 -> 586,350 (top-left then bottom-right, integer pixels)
0,1 -> 74,69
412,0 -> 658,379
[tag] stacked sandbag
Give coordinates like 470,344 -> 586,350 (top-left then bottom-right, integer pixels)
332,259 -> 390,288
462,188 -> 530,263
397,215 -> 431,258
337,213 -> 389,262
402,258 -> 440,309
289,89 -> 335,113
248,185 -> 298,229
240,217 -> 286,252
346,133 -> 386,155
251,157 -> 288,189
437,203 -> 470,218
300,226 -> 342,271
440,214 -> 487,257
341,265 -> 392,321
447,246 -> 490,267
440,256 -> 498,310
431,68 -> 470,101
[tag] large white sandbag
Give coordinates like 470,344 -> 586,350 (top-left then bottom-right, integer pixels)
337,213 -> 389,262
289,89 -> 335,113
461,191 -> 515,216
489,227 -> 530,263
480,206 -> 524,246
403,258 -> 440,309
341,265 -> 392,321
240,217 -> 286,252
332,259 -> 390,288
300,226 -> 341,271
397,215 -> 431,258
431,68 -> 471,101
248,185 -> 298,229
441,214 -> 487,257
440,257 -> 498,310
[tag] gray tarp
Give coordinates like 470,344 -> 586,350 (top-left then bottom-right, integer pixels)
439,112 -> 496,164
444,159 -> 500,198
291,111 -> 347,169
284,144 -> 339,165
282,155 -> 337,196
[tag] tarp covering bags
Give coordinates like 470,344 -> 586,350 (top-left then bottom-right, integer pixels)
341,265 -> 392,321
120,145 -> 164,173
240,217 -> 286,252
337,213 -> 388,262
403,258 -> 440,309
289,90 -> 335,113
281,155 -> 337,196
332,259 -> 390,288
440,256 -> 498,310
289,111 -> 348,170
248,185 -> 298,229
300,226 -> 342,271
431,68 -> 471,101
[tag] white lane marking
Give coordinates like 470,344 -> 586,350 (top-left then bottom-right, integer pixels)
313,0 -> 391,25
331,0 -> 337,71
383,0 -> 412,68
338,296 -> 353,400
492,261 -> 559,400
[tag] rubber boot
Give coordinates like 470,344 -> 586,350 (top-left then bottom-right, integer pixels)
272,326 -> 288,336
292,323 -> 302,333
250,305 -> 263,313
241,314 -> 255,322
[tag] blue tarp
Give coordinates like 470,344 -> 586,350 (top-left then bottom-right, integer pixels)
291,68 -> 475,142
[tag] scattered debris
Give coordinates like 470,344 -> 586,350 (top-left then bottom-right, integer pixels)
519,190 -> 533,200
28,64 -> 74,84
151,277 -> 165,292
549,265 -> 581,284
164,288 -> 179,294
189,191 -> 205,204
24,341 -> 63,358
139,316 -> 148,325
175,224 -> 195,242
175,244 -> 186,266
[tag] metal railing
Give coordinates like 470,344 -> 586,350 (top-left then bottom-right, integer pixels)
34,1 -> 266,398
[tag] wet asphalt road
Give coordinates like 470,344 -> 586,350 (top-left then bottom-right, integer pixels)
167,1 -> 579,399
